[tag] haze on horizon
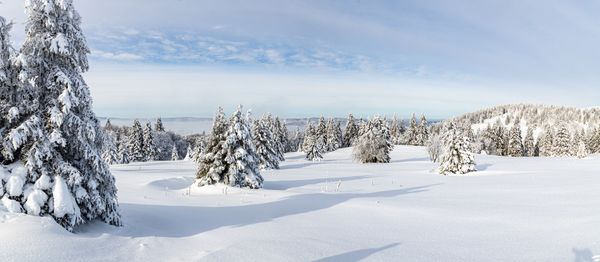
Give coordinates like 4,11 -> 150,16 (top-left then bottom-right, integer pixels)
2,0 -> 600,119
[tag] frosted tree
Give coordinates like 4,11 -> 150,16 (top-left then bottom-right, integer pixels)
252,118 -> 280,170
577,140 -> 587,159
553,124 -> 572,157
127,120 -> 145,162
184,145 -> 192,161
0,15 -> 18,151
272,116 -> 286,161
221,106 -> 263,188
538,128 -> 554,157
439,125 -> 477,175
390,116 -> 403,145
102,132 -> 119,165
523,128 -> 535,157
507,125 -> 524,157
0,0 -> 121,231
303,123 -> 324,161
353,116 -> 393,163
197,108 -> 229,186
171,145 -> 179,161
104,118 -> 113,131
426,134 -> 443,163
325,118 -> 342,152
116,133 -> 130,164
343,114 -> 359,147
155,117 -> 165,132
142,122 -> 156,161
406,114 -> 419,145
416,114 -> 429,145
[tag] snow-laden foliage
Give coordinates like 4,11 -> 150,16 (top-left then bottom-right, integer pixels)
142,122 -> 157,161
507,125 -> 524,157
155,117 -> 165,132
252,117 -> 280,170
439,124 -> 477,175
302,123 -> 324,161
171,145 -> 180,161
325,118 -> 343,152
426,134 -> 443,163
405,114 -> 419,146
353,116 -> 393,164
0,1 -> 121,231
127,120 -> 145,162
102,131 -> 119,164
343,114 -> 359,147
196,108 -> 229,186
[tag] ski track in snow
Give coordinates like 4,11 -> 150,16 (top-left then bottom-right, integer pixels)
2,146 -> 600,261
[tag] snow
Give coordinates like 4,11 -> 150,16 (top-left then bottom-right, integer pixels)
6,166 -> 26,197
52,176 -> 78,218
2,146 -> 600,261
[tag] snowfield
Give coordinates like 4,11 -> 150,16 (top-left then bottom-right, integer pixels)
2,146 -> 600,261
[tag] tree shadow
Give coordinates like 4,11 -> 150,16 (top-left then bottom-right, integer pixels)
477,163 -> 493,171
315,243 -> 401,262
285,154 -> 307,160
572,247 -> 598,262
391,157 -> 430,163
279,162 -> 319,170
263,175 -> 371,190
79,184 -> 440,238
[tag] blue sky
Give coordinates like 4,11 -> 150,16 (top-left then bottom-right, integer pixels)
2,0 -> 600,118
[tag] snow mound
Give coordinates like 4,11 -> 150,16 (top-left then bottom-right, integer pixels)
146,176 -> 195,190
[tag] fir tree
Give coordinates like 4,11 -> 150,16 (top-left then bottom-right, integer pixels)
577,140 -> 588,159
222,106 -> 263,189
171,145 -> 179,161
343,114 -> 359,147
0,1 -> 121,231
197,108 -> 229,186
439,125 -> 477,175
406,114 -> 419,145
523,127 -> 535,157
303,124 -> 323,161
353,116 -> 393,163
507,125 -> 524,157
116,133 -> 130,164
142,122 -> 156,161
127,120 -> 145,162
155,117 -> 165,132
390,116 -> 403,145
325,118 -> 342,152
252,118 -> 280,170
416,114 -> 429,145
102,131 -> 119,165
539,128 -> 554,157
554,124 -> 572,157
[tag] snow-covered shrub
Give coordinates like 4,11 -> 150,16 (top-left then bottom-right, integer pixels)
439,126 -> 477,175
426,134 -> 443,163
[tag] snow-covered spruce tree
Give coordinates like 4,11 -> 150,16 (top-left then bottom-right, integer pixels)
155,117 -> 165,132
196,108 -> 229,186
390,116 -> 403,145
252,118 -> 280,170
523,127 -> 535,157
142,122 -> 156,161
343,114 -> 359,147
127,120 -> 144,162
507,125 -> 524,157
406,114 -> 419,146
221,106 -> 263,188
183,145 -> 192,161
171,145 -> 179,161
316,116 -> 327,149
303,123 -> 324,161
353,116 -> 393,163
104,118 -> 113,131
325,118 -> 342,152
102,131 -> 119,165
0,1 -> 121,231
577,139 -> 588,159
426,133 -> 443,163
272,116 -> 286,161
192,137 -> 206,163
553,124 -> 572,157
439,125 -> 477,175
416,114 -> 429,146
116,132 -> 130,164
0,16 -> 19,154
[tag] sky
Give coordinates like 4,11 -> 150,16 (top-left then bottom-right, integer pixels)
2,0 -> 600,119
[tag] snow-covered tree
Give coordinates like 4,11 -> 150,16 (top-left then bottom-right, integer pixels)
406,114 -> 419,145
553,124 -> 572,157
104,119 -> 113,131
116,133 -> 130,164
577,140 -> 587,159
353,116 -> 393,163
416,114 -> 429,145
171,145 -> 179,161
303,123 -> 324,161
184,145 -> 192,161
439,125 -> 477,175
0,15 -> 19,159
507,125 -> 524,157
390,116 -> 404,145
426,133 -> 443,163
102,131 -> 119,165
325,118 -> 342,152
252,118 -> 280,170
343,114 -> 359,147
127,120 -> 145,162
220,106 -> 263,188
539,128 -> 554,157
0,0 -> 121,231
197,108 -> 229,186
155,117 -> 165,132
142,122 -> 156,161
523,127 -> 536,157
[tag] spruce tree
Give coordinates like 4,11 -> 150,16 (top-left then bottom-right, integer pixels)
104,119 -> 113,131
102,131 -> 119,165
554,124 -> 572,157
0,1 -> 121,231
142,122 -> 156,161
539,128 -> 554,157
507,125 -> 524,157
523,127 -> 535,157
171,145 -> 179,161
127,120 -> 145,162
303,124 -> 323,161
439,125 -> 477,175
416,114 -> 429,145
197,108 -> 229,186
116,133 -> 130,164
155,117 -> 165,132
353,116 -> 393,163
272,117 -> 286,161
343,114 -> 359,147
325,118 -> 342,152
390,116 -> 402,145
252,118 -> 280,170
406,114 -> 419,145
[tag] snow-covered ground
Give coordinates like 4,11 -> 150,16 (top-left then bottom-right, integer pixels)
2,146 -> 600,261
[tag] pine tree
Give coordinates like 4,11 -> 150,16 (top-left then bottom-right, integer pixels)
523,127 -> 535,157
325,118 -> 342,152
0,1 -> 121,231
539,128 -> 554,157
127,120 -> 145,162
221,106 -> 263,188
252,118 -> 280,170
116,133 -> 130,164
416,114 -> 429,145
142,122 -> 156,161
303,124 -> 323,161
343,114 -> 359,147
406,114 -> 419,145
102,131 -> 119,165
353,116 -> 393,163
507,125 -> 524,157
197,108 -> 229,186
155,117 -> 165,132
554,124 -> 572,157
390,116 -> 403,145
171,145 -> 179,161
439,125 -> 477,175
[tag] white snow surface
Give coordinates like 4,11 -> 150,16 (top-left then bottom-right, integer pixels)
1,146 -> 600,261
